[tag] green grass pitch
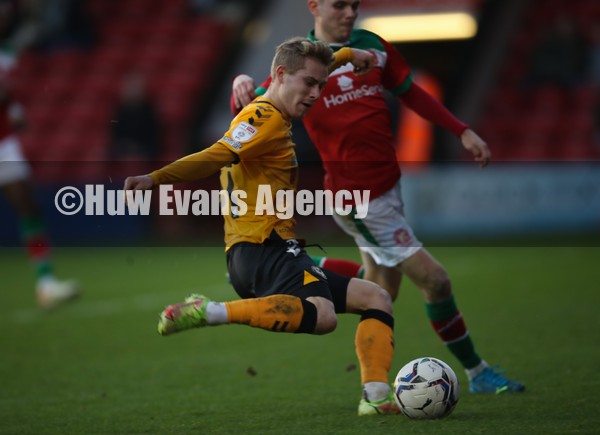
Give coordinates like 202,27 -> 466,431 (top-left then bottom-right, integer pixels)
1,245 -> 599,434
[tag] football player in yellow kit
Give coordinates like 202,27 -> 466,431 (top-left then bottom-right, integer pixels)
125,37 -> 400,415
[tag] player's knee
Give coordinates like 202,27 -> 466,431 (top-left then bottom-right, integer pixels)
382,284 -> 398,302
367,282 -> 393,314
314,309 -> 337,334
349,279 -> 393,315
309,297 -> 337,335
374,277 -> 399,301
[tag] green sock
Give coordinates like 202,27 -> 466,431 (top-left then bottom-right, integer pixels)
426,296 -> 482,369
20,216 -> 53,279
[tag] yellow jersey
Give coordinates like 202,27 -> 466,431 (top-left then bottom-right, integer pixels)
217,98 -> 298,247
149,47 -> 356,248
149,97 -> 298,248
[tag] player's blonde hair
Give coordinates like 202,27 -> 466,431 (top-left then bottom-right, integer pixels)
270,37 -> 333,76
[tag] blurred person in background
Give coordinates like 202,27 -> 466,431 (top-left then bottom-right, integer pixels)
0,74 -> 79,309
34,0 -> 95,53
0,0 -> 95,59
109,72 -> 162,164
526,14 -> 589,89
0,0 -> 20,54
188,0 -> 217,14
231,0 -> 524,395
0,0 -> 31,66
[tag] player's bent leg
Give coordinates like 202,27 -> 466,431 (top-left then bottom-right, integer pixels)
344,279 -> 399,415
402,250 -> 526,393
305,296 -> 337,334
2,180 -> 81,308
158,294 -> 333,336
402,250 -> 484,370
345,277 -> 392,315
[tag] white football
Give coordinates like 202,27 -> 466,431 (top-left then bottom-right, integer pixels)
393,357 -> 459,419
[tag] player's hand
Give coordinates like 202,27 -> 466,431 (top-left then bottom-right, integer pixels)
123,175 -> 154,204
232,74 -> 257,109
461,128 -> 491,168
350,49 -> 376,76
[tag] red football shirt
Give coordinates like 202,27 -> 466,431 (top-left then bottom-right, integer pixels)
236,29 -> 467,200
303,29 -> 412,199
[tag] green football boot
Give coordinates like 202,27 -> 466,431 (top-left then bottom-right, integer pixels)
358,392 -> 402,416
157,294 -> 211,335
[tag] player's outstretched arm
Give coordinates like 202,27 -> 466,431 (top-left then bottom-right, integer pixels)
461,128 -> 491,167
398,83 -> 492,165
124,143 -> 237,197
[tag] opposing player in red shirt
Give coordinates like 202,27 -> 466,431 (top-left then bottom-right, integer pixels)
231,0 -> 524,394
0,76 -> 80,309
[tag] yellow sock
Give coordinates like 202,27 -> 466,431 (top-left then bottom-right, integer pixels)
225,295 -> 316,333
355,310 -> 395,384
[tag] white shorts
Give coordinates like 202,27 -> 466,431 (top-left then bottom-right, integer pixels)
0,135 -> 31,185
332,179 -> 422,267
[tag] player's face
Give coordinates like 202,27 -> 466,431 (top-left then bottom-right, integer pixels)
280,58 -> 328,119
310,0 -> 360,43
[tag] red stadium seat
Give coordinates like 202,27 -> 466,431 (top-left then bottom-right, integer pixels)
478,0 -> 600,161
11,0 -> 236,182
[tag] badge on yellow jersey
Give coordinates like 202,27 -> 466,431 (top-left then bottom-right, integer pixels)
231,122 -> 258,143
